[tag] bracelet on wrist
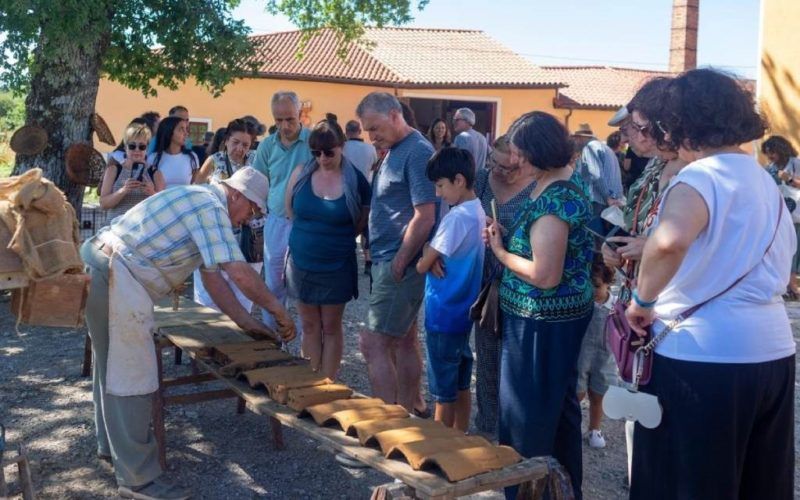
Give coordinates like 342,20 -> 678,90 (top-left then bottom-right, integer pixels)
632,289 -> 657,308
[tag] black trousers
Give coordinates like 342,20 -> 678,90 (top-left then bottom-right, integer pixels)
631,353 -> 795,500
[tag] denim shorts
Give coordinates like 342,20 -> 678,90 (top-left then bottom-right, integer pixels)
425,330 -> 474,403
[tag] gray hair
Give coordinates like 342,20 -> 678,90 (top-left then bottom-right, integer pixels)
356,92 -> 402,117
271,91 -> 301,113
455,107 -> 476,126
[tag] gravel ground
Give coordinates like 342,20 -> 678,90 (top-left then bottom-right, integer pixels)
1,266 -> 798,499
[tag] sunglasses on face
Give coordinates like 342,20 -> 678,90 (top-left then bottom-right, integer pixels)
311,149 -> 336,158
127,143 -> 147,151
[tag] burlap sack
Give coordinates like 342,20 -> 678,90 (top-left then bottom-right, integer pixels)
302,397 -> 386,424
372,425 -> 464,455
0,169 -> 82,279
352,417 -> 442,446
286,384 -> 353,412
386,435 -> 490,469
325,405 -> 408,434
420,445 -> 522,482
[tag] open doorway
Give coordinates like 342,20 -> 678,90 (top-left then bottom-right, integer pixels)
404,97 -> 497,144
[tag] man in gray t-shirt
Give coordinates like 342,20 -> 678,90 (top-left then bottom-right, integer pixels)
453,107 -> 488,171
356,92 -> 436,414
342,119 -> 378,182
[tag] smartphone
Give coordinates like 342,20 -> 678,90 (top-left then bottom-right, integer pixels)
131,162 -> 146,181
586,216 -> 632,251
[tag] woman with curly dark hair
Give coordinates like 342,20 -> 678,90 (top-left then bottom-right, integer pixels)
762,135 -> 800,297
625,69 -> 796,499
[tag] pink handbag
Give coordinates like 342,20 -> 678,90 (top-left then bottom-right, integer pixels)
606,192 -> 784,389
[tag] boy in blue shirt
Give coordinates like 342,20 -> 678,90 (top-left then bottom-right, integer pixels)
416,148 -> 486,431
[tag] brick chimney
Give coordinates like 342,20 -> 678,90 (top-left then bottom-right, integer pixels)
668,0 -> 699,73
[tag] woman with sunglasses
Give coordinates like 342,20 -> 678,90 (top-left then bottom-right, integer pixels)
192,118 -> 264,313
149,115 -> 198,191
471,135 -> 536,436
100,122 -> 156,222
284,113 -> 371,380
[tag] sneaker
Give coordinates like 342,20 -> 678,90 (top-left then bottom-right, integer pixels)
587,429 -> 606,449
118,474 -> 191,500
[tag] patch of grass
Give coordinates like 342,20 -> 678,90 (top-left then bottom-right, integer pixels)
84,186 -> 100,204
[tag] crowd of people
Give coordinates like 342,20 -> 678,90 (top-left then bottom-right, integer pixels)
83,67 -> 796,500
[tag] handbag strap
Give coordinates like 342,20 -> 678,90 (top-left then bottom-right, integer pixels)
640,191 -> 785,358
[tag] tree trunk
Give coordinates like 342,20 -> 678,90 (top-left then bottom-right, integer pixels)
14,27 -> 108,215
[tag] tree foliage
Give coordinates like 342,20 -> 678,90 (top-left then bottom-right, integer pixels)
267,0 -> 428,57
0,92 -> 25,133
0,0 -> 258,97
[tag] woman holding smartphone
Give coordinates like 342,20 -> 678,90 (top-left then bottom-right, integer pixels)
99,122 -> 156,222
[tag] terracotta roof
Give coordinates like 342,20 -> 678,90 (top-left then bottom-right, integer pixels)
246,28 -> 563,88
543,66 -> 670,110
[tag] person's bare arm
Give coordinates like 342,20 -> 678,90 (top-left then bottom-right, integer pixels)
416,243 -> 441,274
355,206 -> 370,235
284,165 -> 303,220
220,261 -> 296,341
489,215 -> 569,289
391,203 -> 436,281
154,171 -> 166,192
194,156 -> 215,184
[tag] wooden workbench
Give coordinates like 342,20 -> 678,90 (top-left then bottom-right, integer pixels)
153,301 -> 561,499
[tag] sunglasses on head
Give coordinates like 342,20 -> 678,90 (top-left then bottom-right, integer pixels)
127,143 -> 147,151
311,149 -> 336,158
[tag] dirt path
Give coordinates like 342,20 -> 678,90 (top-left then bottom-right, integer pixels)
1,277 -> 798,499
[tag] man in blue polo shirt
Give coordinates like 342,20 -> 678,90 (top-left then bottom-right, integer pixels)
253,91 -> 312,331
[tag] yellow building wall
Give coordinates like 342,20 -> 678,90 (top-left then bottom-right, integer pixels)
96,78 -> 389,153
97,78 -> 618,150
758,0 -> 800,153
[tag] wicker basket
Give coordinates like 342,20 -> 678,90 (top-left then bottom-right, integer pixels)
91,113 -> 116,146
9,126 -> 48,156
11,273 -> 91,328
65,143 -> 105,187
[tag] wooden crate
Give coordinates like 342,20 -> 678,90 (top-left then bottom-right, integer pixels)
11,273 -> 91,328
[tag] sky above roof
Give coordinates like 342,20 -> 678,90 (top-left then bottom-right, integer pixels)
233,0 -> 760,80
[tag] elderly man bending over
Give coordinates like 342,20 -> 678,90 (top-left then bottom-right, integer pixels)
356,92 -> 436,413
81,167 -> 295,500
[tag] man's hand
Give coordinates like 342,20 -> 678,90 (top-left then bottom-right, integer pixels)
390,256 -> 406,283
270,306 -> 297,342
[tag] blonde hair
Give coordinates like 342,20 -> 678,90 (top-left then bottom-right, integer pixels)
123,122 -> 151,145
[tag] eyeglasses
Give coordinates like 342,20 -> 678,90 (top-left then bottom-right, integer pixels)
654,120 -> 669,135
127,143 -> 147,151
311,149 -> 336,158
621,120 -> 650,137
487,155 -> 519,174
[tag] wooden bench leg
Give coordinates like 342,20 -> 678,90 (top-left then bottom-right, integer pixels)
269,416 -> 284,450
81,333 -> 92,377
17,447 -> 34,500
0,462 -> 7,497
152,347 -> 167,470
236,397 -> 246,414
174,346 -> 183,366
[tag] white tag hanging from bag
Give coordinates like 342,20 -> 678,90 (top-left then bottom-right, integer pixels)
602,385 -> 662,429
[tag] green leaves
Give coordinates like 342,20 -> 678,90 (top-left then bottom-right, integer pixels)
267,0 -> 427,58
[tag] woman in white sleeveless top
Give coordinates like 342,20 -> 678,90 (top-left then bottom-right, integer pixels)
625,69 -> 795,500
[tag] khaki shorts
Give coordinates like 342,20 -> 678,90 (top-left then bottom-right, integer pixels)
367,260 -> 425,337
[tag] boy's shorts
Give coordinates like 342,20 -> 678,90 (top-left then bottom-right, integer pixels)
425,330 -> 473,403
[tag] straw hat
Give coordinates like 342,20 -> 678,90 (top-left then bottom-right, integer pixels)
572,123 -> 595,137
65,143 -> 105,187
9,125 -> 48,155
91,113 -> 116,146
